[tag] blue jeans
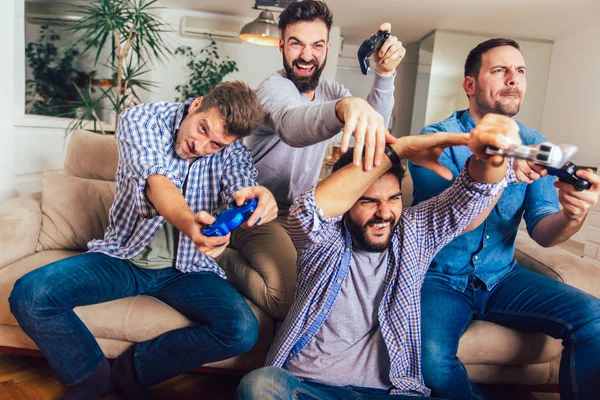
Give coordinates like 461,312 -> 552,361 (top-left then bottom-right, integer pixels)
421,264 -> 600,400
236,366 -> 445,399
9,252 -> 258,387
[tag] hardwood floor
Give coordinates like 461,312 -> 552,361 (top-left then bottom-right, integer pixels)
0,354 -> 241,399
0,353 -> 561,400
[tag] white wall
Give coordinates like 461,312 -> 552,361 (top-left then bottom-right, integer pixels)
148,8 -> 341,101
424,30 -> 553,131
541,24 -> 600,168
1,0 -> 19,200
336,41 -> 418,138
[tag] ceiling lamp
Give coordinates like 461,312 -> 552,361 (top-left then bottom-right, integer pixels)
238,0 -> 297,46
238,10 -> 280,47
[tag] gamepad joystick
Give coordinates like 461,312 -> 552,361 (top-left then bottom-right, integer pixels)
357,30 -> 390,75
202,198 -> 258,237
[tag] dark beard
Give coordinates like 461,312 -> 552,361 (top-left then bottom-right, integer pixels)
475,87 -> 521,117
283,54 -> 326,93
345,214 -> 396,253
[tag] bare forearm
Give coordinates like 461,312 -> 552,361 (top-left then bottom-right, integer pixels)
145,174 -> 196,237
531,211 -> 586,247
467,157 -> 507,184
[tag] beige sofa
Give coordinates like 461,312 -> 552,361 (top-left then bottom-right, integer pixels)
1,129 -> 599,388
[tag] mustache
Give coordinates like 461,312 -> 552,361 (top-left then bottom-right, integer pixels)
292,58 -> 319,68
364,216 -> 395,228
499,88 -> 521,96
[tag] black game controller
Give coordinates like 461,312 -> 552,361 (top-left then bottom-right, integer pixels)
486,142 -> 591,191
546,162 -> 591,191
357,30 -> 390,75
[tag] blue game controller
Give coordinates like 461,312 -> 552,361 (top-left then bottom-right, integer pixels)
202,198 -> 259,237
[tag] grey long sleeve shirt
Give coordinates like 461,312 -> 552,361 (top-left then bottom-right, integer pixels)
246,70 -> 395,208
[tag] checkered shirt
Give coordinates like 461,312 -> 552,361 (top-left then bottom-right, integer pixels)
266,163 -> 511,396
87,99 -> 257,277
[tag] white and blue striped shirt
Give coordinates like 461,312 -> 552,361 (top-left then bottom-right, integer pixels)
267,164 -> 511,396
88,99 -> 257,278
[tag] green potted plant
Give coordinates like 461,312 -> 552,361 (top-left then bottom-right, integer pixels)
174,38 -> 238,101
25,24 -> 95,118
66,0 -> 172,133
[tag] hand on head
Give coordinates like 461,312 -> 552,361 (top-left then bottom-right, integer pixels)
337,97 -> 397,171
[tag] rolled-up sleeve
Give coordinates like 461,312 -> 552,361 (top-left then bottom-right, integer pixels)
219,140 -> 259,204
288,185 -> 343,251
116,108 -> 180,218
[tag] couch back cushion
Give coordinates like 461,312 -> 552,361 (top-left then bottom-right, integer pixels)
401,170 -> 414,208
64,130 -> 118,182
36,172 -> 116,251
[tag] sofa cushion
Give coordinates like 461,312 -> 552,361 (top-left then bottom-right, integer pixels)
64,130 -> 118,182
458,320 -> 562,365
36,172 -> 115,251
0,193 -> 42,269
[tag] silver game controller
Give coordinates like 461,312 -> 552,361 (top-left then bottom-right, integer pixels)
486,142 -> 591,191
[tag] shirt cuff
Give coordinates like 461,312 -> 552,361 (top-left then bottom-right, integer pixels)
461,157 -> 509,196
373,71 -> 396,90
294,185 -> 343,232
323,100 -> 345,133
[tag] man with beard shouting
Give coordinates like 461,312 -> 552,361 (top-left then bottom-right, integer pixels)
236,114 -> 521,400
409,38 -> 600,399
219,0 -> 406,321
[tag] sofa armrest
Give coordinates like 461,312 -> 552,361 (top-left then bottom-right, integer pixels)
0,193 -> 42,269
515,230 -> 600,299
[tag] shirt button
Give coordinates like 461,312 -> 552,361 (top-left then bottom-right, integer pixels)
336,279 -> 342,284
306,333 -> 312,337
485,235 -> 490,239
323,308 -> 328,313
474,255 -> 479,260
345,248 -> 350,252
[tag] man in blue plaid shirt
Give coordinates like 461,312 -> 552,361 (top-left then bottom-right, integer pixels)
10,81 -> 278,400
236,113 -> 519,400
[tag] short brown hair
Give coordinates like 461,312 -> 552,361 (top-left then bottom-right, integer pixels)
464,38 -> 521,79
278,0 -> 333,35
195,81 -> 265,139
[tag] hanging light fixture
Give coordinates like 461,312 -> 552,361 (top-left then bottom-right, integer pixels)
238,0 -> 296,46
238,10 -> 280,47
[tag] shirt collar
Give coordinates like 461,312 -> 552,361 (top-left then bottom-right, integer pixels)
460,109 -> 477,132
173,98 -> 196,136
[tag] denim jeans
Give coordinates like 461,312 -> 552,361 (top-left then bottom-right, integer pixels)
421,264 -> 600,400
236,366 -> 445,400
9,252 -> 258,387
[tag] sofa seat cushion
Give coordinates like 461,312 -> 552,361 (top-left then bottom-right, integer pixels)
458,320 -> 562,365
36,172 -> 116,252
1,250 -> 273,354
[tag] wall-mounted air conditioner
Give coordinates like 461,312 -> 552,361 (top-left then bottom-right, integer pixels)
180,15 -> 244,41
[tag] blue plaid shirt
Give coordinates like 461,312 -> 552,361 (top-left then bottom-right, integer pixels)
267,164 -> 511,396
88,99 -> 257,277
